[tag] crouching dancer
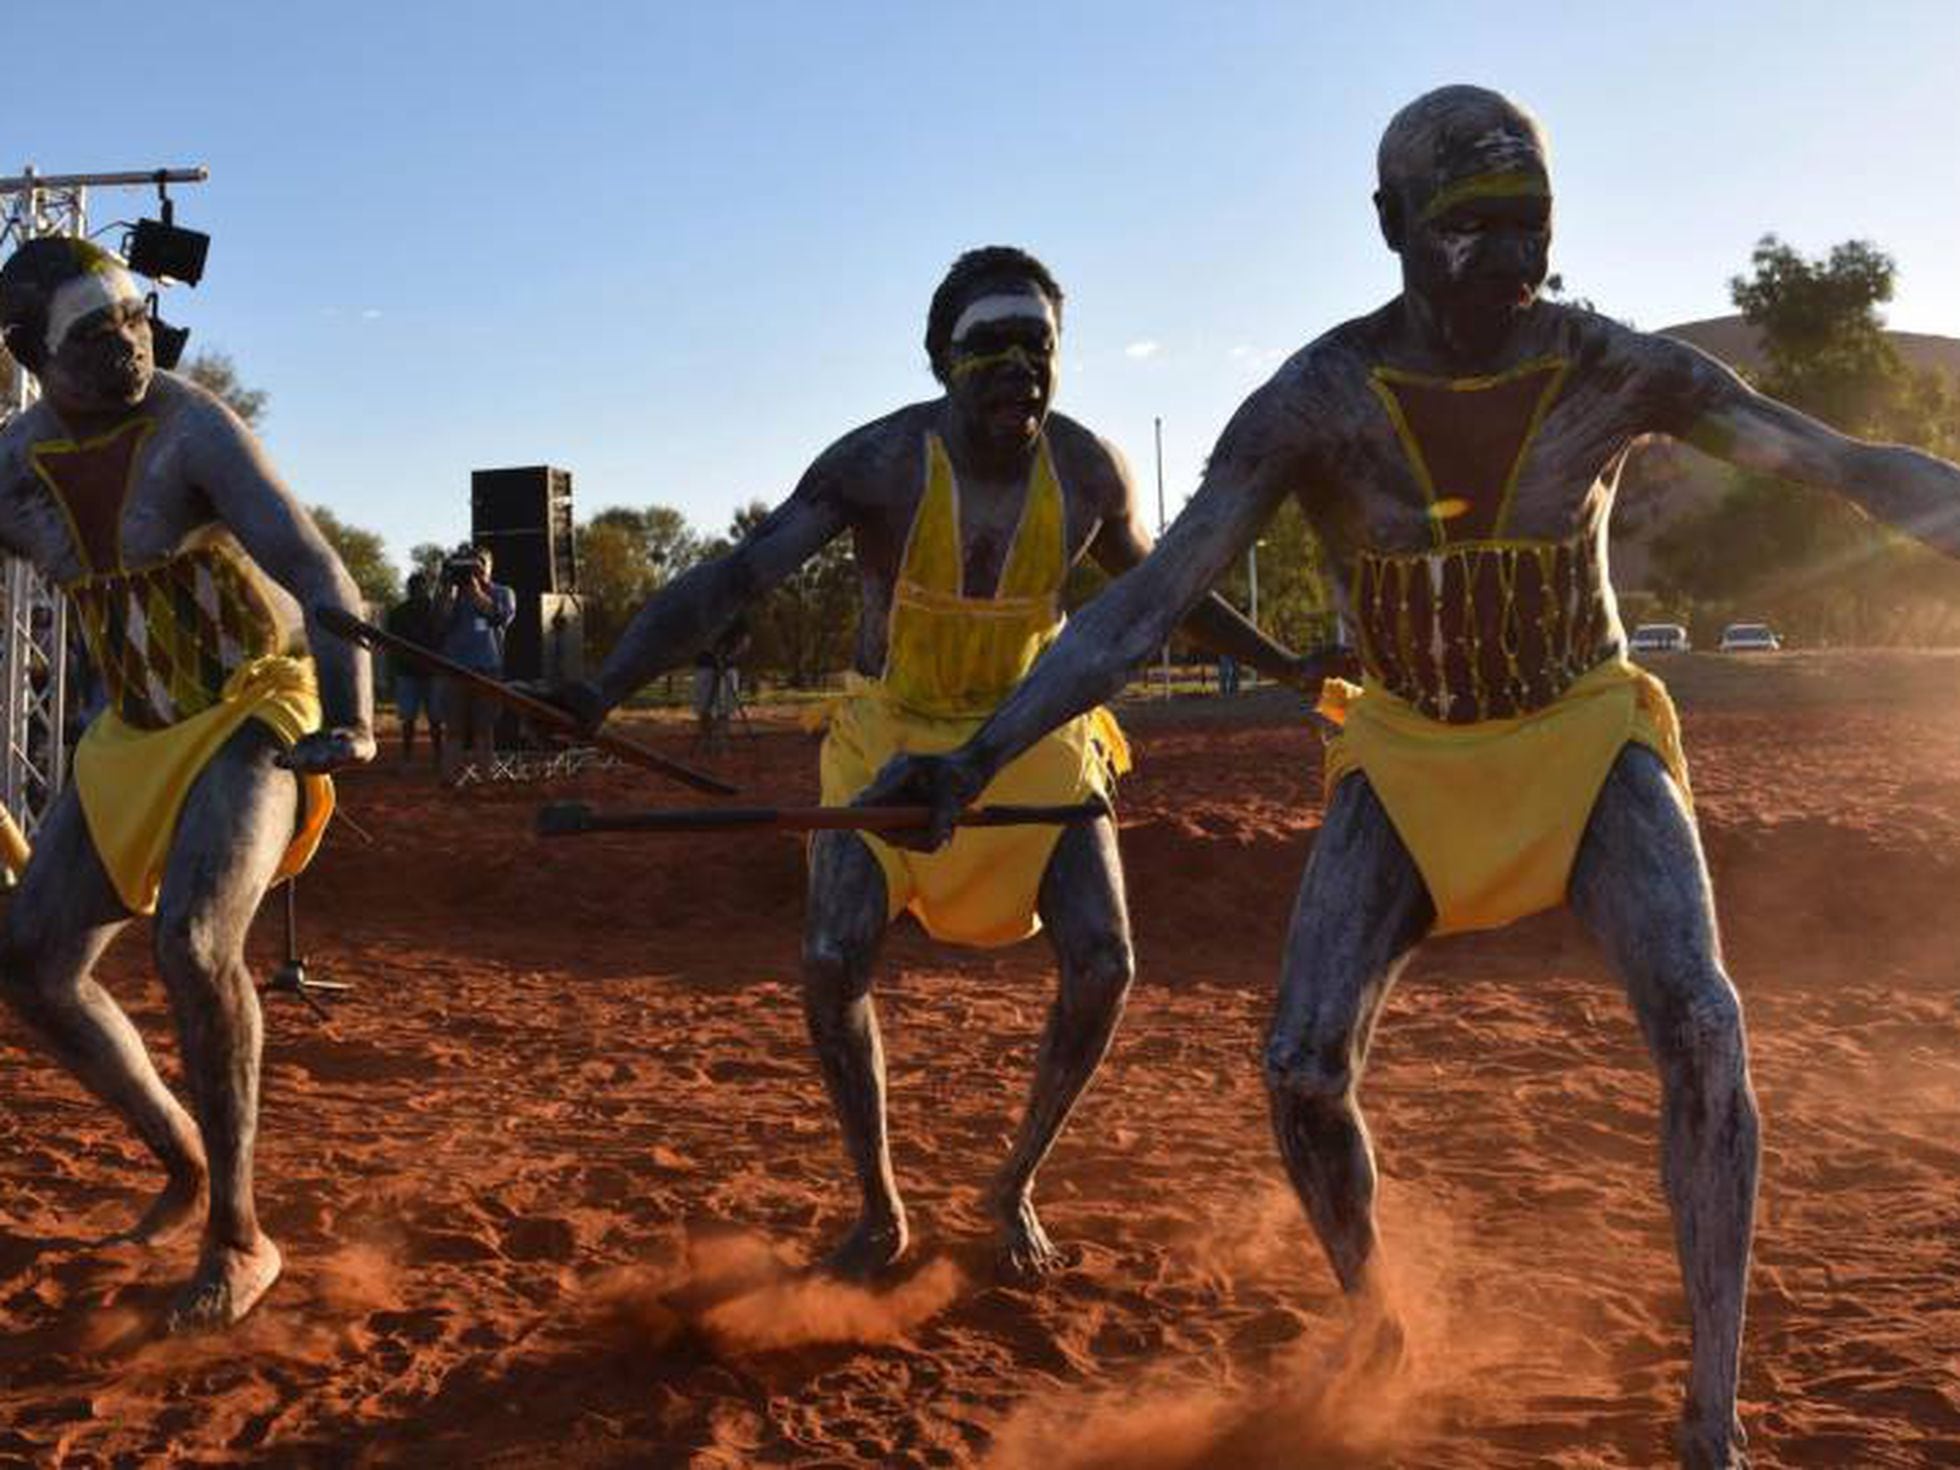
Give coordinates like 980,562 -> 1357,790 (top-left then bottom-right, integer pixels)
0,240 -> 374,1329
859,92 -> 1960,1466
555,247 -> 1322,1277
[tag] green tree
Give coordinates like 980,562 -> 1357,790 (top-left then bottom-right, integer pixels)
310,505 -> 401,607
182,348 -> 270,427
723,500 -> 859,686
409,542 -> 450,584
1652,235 -> 1960,645
1210,497 -> 1339,650
573,504 -> 707,659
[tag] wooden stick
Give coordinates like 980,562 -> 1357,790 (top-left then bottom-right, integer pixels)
536,800 -> 1110,838
316,606 -> 738,796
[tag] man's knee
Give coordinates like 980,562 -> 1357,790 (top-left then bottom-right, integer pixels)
1652,970 -> 1752,1094
152,906 -> 234,989
1061,932 -> 1134,1013
801,929 -> 876,1011
1263,1029 -> 1353,1107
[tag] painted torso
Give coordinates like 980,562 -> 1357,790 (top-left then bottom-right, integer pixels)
1270,302 -> 1711,720
818,404 -> 1128,681
0,374 -> 294,585
0,375 -> 298,725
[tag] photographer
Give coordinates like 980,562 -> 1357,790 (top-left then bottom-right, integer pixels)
432,543 -> 515,783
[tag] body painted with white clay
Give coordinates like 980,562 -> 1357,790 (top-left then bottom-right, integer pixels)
0,239 -> 373,1331
863,89 -> 1960,1469
571,248 -> 1334,1279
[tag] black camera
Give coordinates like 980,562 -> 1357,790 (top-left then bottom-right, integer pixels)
442,551 -> 485,587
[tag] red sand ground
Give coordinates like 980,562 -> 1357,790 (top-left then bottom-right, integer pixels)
2,651 -> 1956,1468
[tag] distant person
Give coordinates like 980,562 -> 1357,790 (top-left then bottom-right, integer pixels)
383,571 -> 442,766
433,544 -> 515,783
691,616 -> 750,752
1217,651 -> 1240,697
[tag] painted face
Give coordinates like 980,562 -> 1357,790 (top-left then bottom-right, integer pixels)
944,288 -> 1058,451
1401,166 -> 1552,357
42,265 -> 155,416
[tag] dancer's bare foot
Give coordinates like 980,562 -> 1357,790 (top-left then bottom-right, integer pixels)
1676,1413 -> 1750,1470
166,1235 -> 283,1333
115,1167 -> 207,1246
819,1208 -> 907,1280
1322,1288 -> 1407,1387
989,1190 -> 1067,1280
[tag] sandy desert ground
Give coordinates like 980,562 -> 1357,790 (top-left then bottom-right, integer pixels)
2,650 -> 1956,1468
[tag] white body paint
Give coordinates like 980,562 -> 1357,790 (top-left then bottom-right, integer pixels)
44,262 -> 144,357
951,292 -> 1055,344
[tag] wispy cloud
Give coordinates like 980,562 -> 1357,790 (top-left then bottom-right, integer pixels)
360,308 -> 384,320
1124,340 -> 1161,360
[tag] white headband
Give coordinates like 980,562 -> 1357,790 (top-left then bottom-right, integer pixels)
44,263 -> 144,358
951,291 -> 1055,345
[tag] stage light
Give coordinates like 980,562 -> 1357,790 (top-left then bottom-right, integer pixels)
124,216 -> 208,286
147,293 -> 189,369
124,182 -> 208,286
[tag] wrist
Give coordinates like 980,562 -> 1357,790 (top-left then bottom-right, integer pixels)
951,741 -> 997,798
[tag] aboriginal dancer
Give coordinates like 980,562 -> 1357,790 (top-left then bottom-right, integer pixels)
556,247 -> 1325,1276
0,239 -> 374,1329
862,91 -> 1960,1466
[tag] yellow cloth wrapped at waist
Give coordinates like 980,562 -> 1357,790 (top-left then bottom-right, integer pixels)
1319,656 -> 1688,936
74,654 -> 336,915
819,674 -> 1129,948
0,805 -> 31,882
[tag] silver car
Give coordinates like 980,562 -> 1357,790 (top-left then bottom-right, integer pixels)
1629,622 -> 1691,654
1718,622 -> 1782,652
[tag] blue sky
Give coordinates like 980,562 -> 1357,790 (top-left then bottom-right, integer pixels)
19,1 -> 1959,569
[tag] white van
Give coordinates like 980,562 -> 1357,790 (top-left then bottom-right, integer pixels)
1629,623 -> 1691,654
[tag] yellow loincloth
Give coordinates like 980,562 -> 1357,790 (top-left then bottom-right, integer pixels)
0,804 -> 30,880
1318,656 -> 1689,936
74,654 -> 336,915
819,674 -> 1129,948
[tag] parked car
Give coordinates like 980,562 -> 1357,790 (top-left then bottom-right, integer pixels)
1629,622 -> 1691,654
1718,622 -> 1782,652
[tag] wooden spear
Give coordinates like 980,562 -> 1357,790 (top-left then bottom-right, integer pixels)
316,606 -> 738,796
535,800 -> 1110,838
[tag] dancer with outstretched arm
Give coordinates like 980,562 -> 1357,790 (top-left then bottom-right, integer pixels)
550,246 -> 1331,1277
857,90 -> 1960,1468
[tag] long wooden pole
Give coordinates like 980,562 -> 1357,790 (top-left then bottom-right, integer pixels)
536,800 -> 1109,838
315,607 -> 738,796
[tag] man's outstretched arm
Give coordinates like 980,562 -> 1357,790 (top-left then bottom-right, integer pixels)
1670,344 -> 1960,558
587,463 -> 847,715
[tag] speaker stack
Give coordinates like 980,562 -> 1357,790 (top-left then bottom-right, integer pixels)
470,465 -> 584,683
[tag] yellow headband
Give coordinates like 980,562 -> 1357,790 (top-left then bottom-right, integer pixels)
1419,169 -> 1549,224
948,343 -> 1041,381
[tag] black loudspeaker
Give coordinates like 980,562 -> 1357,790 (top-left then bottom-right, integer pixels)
471,465 -> 577,596
501,591 -> 584,685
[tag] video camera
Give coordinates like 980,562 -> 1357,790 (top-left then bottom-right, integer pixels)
442,549 -> 487,588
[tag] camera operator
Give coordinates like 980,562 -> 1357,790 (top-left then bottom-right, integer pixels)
432,543 -> 515,784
